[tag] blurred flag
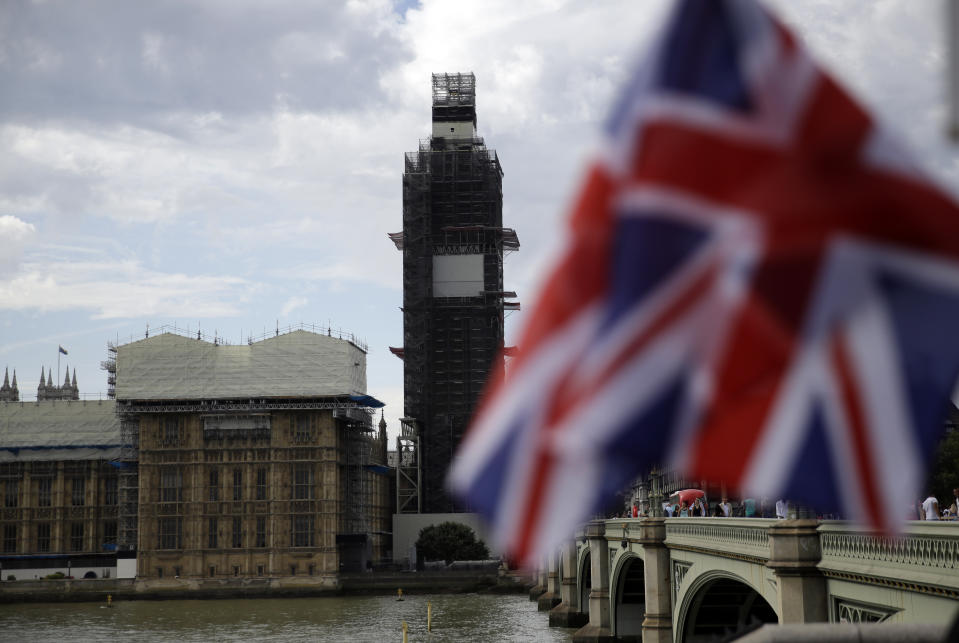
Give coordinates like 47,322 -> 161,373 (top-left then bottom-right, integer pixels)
449,0 -> 959,566
58,345 -> 68,355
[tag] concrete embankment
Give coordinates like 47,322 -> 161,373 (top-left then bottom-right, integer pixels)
0,570 -> 528,604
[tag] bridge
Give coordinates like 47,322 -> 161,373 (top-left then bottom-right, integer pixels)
528,518 -> 959,642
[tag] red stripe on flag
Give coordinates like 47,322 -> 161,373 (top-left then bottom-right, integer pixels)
830,333 -> 883,529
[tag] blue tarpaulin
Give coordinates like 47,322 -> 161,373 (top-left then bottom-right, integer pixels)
349,394 -> 385,408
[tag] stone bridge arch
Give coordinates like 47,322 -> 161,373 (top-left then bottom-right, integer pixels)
609,550 -> 646,641
675,569 -> 778,643
576,543 -> 591,621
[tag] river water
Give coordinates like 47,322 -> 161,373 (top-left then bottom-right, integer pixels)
0,593 -> 576,642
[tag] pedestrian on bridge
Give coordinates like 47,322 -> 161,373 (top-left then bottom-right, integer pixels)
719,498 -> 732,517
921,495 -> 940,520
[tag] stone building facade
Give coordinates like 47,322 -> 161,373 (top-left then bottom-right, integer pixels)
0,399 -> 123,579
116,329 -> 391,581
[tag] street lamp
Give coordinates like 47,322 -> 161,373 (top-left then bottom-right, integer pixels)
649,467 -> 663,518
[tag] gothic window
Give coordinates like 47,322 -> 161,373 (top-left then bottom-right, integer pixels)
233,468 -> 243,501
255,468 -> 267,500
292,514 -> 314,548
232,517 -> 243,548
37,523 -> 50,552
70,522 -> 83,552
292,414 -> 313,444
71,477 -> 85,506
160,417 -> 182,447
37,478 -> 51,507
159,467 -> 182,503
158,517 -> 182,550
104,477 -> 118,506
4,480 -> 18,508
208,517 -> 218,549
292,464 -> 314,500
2,524 -> 16,553
209,469 -> 219,502
103,521 -> 117,546
255,517 -> 266,548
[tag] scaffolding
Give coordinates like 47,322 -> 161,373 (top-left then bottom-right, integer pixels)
116,416 -> 139,550
109,325 -> 390,574
396,72 -> 519,513
395,418 -> 421,514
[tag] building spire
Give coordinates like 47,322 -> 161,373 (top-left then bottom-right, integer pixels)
63,368 -> 71,387
47,370 -> 53,387
72,368 -> 77,389
38,366 -> 45,390
0,367 -> 17,402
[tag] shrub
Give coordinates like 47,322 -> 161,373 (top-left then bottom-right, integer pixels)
415,521 -> 489,565
44,572 -> 65,580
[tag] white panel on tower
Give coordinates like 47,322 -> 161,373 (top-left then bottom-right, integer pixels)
433,254 -> 484,297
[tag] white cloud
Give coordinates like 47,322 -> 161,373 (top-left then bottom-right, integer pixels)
280,296 -> 308,316
0,0 -> 956,406
0,260 -> 252,319
0,215 -> 36,277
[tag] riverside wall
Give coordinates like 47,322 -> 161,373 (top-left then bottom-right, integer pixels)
0,570 -> 526,604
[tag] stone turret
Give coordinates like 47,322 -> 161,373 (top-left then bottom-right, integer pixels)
0,367 -> 17,402
378,410 -> 388,465
37,365 -> 80,401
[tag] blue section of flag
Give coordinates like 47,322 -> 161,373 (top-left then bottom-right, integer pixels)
656,0 -> 752,112
58,345 -> 67,355
468,415 -> 526,519
877,271 -> 959,452
780,406 -> 841,516
602,215 -> 708,331
593,372 -> 688,508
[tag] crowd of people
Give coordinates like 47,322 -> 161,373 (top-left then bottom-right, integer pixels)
621,488 -> 959,521
622,496 -> 795,519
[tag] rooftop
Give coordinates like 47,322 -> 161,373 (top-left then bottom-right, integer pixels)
115,328 -> 368,402
0,399 -> 121,462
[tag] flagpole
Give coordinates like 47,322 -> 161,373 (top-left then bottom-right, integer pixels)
57,349 -> 60,389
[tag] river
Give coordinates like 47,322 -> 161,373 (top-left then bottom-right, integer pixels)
0,593 -> 576,642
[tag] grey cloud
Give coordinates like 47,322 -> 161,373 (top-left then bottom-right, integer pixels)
0,1 -> 412,126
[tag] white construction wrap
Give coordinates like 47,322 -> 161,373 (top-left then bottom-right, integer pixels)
0,400 -> 121,461
115,330 -> 367,400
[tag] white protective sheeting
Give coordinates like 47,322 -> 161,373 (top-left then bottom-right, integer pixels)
115,330 -> 367,400
0,400 -> 121,462
433,254 -> 484,297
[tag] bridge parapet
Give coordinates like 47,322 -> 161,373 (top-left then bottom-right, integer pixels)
818,521 -> 959,600
665,518 -> 776,562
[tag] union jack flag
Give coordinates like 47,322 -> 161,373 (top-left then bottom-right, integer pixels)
448,0 -> 959,565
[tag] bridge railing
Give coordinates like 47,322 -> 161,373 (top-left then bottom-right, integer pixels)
818,521 -> 959,594
664,518 -> 776,561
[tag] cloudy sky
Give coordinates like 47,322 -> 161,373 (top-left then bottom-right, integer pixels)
1,0 -> 957,440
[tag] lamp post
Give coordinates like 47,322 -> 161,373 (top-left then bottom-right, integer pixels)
649,467 -> 663,518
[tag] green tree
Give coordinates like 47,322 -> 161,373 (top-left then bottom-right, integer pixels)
927,427 -> 959,509
415,521 -> 489,565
